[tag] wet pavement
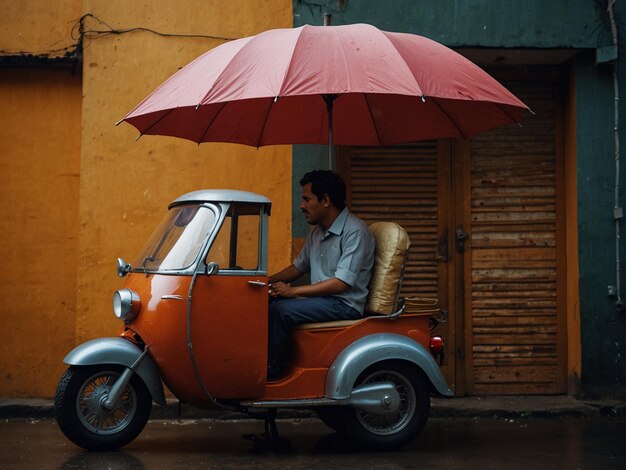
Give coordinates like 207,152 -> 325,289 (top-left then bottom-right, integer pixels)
3,395 -> 626,420
1,416 -> 625,469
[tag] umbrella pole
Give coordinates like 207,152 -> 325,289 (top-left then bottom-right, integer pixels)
324,94 -> 337,171
324,14 -> 332,170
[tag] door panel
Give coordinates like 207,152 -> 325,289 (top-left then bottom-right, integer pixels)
190,275 -> 268,399
467,81 -> 565,394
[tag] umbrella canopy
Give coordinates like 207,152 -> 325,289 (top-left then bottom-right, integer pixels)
121,23 -> 529,147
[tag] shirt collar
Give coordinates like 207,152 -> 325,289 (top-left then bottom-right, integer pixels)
326,207 -> 349,237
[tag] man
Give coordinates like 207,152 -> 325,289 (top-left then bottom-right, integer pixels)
267,170 -> 375,379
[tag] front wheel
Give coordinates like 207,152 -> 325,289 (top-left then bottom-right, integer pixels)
338,361 -> 430,451
54,365 -> 152,451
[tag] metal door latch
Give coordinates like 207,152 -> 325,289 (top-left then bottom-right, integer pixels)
455,229 -> 469,253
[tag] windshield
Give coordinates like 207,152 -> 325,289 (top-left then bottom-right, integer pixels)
132,204 -> 217,272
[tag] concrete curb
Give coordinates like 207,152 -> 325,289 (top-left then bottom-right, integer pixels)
2,396 -> 625,420
429,396 -> 626,419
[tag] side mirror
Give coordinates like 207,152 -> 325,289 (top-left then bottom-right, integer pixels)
206,261 -> 220,276
117,258 -> 131,278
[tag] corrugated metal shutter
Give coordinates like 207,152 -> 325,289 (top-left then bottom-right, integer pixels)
468,81 -> 565,394
343,143 -> 440,299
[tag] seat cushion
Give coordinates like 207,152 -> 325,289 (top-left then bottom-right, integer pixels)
366,222 -> 410,315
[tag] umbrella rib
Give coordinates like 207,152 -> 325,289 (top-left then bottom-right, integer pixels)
495,102 -> 528,127
133,108 -> 175,140
430,98 -> 467,139
197,102 -> 228,143
363,94 -> 383,146
379,30 -> 424,97
255,98 -> 276,148
196,37 -> 255,106
277,26 -> 307,97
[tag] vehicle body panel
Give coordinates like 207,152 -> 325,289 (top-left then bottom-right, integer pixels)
189,275 -> 268,398
262,314 -> 439,400
63,337 -> 166,405
123,273 -> 206,405
325,333 -> 454,398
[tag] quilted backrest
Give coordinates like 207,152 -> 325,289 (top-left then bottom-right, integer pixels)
366,222 -> 411,315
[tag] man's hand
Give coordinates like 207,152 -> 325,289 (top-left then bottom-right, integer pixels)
269,281 -> 297,298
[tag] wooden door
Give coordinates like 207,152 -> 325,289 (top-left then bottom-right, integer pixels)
464,80 -> 566,394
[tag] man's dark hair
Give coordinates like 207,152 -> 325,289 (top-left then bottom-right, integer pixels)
300,170 -> 346,210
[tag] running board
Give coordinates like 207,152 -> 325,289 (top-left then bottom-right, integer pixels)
242,398 -> 337,408
242,382 -> 399,414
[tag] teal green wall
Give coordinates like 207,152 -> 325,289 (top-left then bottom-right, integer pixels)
576,53 -> 625,396
292,145 -> 327,236
294,0 -> 602,46
293,0 -> 626,396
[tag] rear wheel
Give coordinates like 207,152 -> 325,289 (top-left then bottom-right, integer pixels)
54,365 -> 152,451
338,362 -> 430,451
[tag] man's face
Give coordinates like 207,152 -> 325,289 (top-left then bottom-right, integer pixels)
300,183 -> 327,226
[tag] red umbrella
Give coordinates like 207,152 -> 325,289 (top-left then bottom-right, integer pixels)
121,23 -> 528,154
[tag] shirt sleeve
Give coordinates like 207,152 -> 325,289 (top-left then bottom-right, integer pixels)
293,232 -> 312,273
333,228 -> 372,287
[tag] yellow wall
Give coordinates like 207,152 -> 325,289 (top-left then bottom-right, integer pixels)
0,69 -> 82,396
0,0 -> 80,56
0,0 -> 293,397
0,0 -> 83,397
78,1 -> 294,341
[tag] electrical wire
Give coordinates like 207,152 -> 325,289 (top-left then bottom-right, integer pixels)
0,13 -> 238,60
74,13 -> 237,43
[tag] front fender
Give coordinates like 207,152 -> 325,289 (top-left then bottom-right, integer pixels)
64,337 -> 166,405
325,333 -> 453,399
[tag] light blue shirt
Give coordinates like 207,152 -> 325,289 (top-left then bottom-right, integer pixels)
293,208 -> 375,314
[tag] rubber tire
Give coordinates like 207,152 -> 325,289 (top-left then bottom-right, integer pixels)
54,365 -> 152,451
337,361 -> 430,451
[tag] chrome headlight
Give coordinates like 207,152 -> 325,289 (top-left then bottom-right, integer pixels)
113,288 -> 141,323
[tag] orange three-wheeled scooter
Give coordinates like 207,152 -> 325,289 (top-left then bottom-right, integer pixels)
54,189 -> 452,451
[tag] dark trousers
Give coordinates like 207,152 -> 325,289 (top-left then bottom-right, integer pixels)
268,296 -> 361,365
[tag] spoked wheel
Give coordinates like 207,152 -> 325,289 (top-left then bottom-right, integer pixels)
54,365 -> 152,451
338,362 -> 430,451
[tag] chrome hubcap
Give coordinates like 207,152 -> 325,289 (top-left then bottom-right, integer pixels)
76,371 -> 137,435
355,370 -> 416,436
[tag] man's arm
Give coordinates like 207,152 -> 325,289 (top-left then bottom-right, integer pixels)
333,228 -> 373,288
270,277 -> 349,299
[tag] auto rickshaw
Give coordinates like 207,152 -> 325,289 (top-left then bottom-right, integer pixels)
54,189 -> 452,451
